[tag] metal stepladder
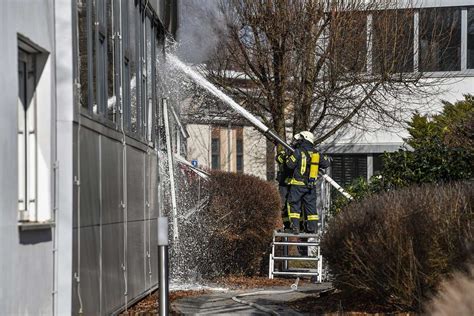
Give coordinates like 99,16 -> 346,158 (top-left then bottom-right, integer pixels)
268,230 -> 323,282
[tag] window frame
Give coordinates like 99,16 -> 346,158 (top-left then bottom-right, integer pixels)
17,36 -> 51,224
17,48 -> 38,222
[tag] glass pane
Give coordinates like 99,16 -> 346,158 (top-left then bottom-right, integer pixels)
106,0 -> 115,121
138,10 -> 146,136
420,7 -> 461,72
129,0 -> 137,133
373,153 -> 384,175
211,138 -> 220,170
468,8 -> 474,69
146,19 -> 152,140
18,57 -> 26,212
330,155 -> 367,187
331,11 -> 367,73
77,0 -> 89,110
373,10 -> 414,73
236,139 -> 243,153
92,0 -> 98,114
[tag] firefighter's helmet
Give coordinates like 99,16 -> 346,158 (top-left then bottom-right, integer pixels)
295,131 -> 314,144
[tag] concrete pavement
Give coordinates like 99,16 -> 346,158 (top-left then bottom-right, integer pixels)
172,282 -> 332,315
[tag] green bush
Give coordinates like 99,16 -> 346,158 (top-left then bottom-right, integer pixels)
321,182 -> 473,312
329,176 -> 385,215
383,95 -> 474,187
199,171 -> 281,277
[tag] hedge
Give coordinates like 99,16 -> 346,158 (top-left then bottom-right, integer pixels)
321,182 -> 473,312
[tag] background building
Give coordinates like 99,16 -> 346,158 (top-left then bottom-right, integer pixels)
184,0 -> 474,187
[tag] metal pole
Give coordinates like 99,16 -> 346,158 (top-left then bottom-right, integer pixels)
157,217 -> 169,316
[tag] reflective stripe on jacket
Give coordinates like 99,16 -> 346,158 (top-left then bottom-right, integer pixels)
285,140 -> 330,186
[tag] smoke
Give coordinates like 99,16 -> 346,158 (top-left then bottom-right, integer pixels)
176,0 -> 225,64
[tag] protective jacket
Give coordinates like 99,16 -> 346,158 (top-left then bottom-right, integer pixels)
285,140 -> 330,186
276,151 -> 292,186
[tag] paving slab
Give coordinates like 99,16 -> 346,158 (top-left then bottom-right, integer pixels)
172,282 -> 332,315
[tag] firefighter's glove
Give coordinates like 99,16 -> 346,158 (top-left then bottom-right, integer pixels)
276,151 -> 287,164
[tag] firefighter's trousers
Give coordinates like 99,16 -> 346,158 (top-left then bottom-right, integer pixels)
279,185 -> 291,229
287,185 -> 318,233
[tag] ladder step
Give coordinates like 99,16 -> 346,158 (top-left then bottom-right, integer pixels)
272,256 -> 320,261
273,231 -> 319,238
273,242 -> 319,246
272,271 -> 319,276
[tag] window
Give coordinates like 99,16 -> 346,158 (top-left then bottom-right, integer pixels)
211,128 -> 220,170
330,11 -> 368,73
373,10 -> 414,73
137,9 -> 146,137
129,0 -> 138,133
373,153 -> 384,175
18,49 -> 37,222
77,0 -> 116,121
330,155 -> 367,187
420,7 -> 461,72
106,0 -> 115,122
146,19 -> 153,141
468,8 -> 474,69
236,128 -> 244,173
77,0 -> 89,110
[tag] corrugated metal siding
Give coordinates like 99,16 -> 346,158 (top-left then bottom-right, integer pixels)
72,126 -> 159,315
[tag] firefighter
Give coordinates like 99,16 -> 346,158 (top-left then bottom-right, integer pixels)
275,134 -> 301,231
285,131 -> 330,234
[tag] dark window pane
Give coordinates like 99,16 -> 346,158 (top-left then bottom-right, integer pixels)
236,138 -> 243,172
106,0 -> 115,121
211,138 -> 220,170
373,153 -> 384,175
91,0 -> 98,114
143,17 -> 154,139
331,11 -> 367,73
420,8 -> 461,72
77,0 -> 89,110
373,10 -> 414,73
468,8 -> 474,69
121,0 -> 130,129
146,19 -> 153,140
137,8 -> 146,137
330,155 -> 367,187
129,0 -> 137,133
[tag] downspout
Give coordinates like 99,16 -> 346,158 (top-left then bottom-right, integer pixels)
162,98 -> 179,241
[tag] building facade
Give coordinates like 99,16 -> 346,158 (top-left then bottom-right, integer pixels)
0,0 -> 183,315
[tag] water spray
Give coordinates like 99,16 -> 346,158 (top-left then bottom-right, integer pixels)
167,54 -> 353,200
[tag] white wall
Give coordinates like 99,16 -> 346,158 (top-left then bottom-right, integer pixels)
187,124 -> 211,169
186,124 -> 268,179
324,76 -> 474,153
0,0 -> 57,314
243,126 -> 267,179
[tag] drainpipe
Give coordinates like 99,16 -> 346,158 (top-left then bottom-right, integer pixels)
162,98 -> 179,241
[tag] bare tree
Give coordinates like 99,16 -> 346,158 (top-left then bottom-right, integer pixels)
199,0 -> 454,146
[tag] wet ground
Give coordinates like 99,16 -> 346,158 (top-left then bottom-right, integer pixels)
172,282 -> 332,315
